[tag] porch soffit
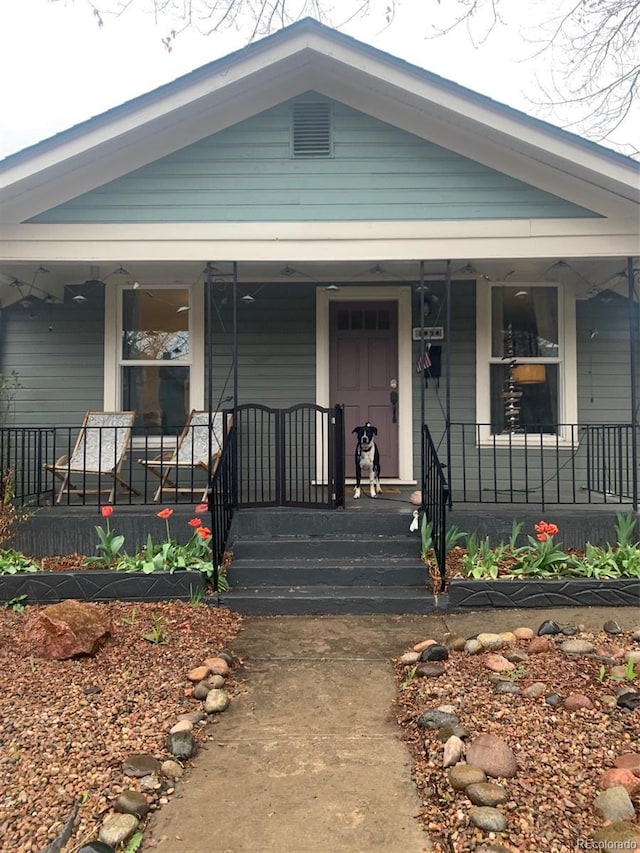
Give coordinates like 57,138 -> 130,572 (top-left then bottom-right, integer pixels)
0,23 -> 638,225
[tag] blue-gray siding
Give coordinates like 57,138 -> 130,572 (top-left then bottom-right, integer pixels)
29,96 -> 599,224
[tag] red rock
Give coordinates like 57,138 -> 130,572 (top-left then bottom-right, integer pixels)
24,600 -> 112,660
528,636 -> 552,654
599,768 -> 640,796
187,666 -> 211,682
466,734 -> 518,778
413,639 -> 437,652
615,753 -> 640,777
563,693 -> 593,711
485,654 -> 515,673
202,657 -> 230,677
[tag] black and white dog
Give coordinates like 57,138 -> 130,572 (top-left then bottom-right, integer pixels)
352,422 -> 381,499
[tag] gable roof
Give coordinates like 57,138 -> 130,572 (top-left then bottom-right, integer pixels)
0,17 -> 638,225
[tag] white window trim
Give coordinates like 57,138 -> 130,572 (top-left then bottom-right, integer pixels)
475,280 -> 577,446
316,285 -> 414,483
104,280 -> 205,445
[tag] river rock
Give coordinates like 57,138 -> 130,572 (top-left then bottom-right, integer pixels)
545,693 -> 562,706
24,600 -> 112,660
468,806 -> 507,832
170,720 -> 193,734
192,680 -> 212,700
167,730 -> 197,759
594,786 -> 635,822
564,693 -> 593,711
593,822 -> 640,847
205,688 -> 230,713
98,814 -> 139,847
599,768 -> 640,796
528,636 -> 552,654
443,736 -> 465,768
476,633 -> 504,651
417,709 -> 459,730
625,649 -> 640,667
503,649 -> 529,664
466,734 -> 518,778
400,651 -> 420,664
523,682 -> 546,698
414,662 -> 445,678
202,656 -> 230,676
614,753 -> 640,776
604,619 -> 622,635
114,790 -> 149,819
78,844 -> 115,853
465,639 -> 483,655
413,639 -> 437,652
122,754 -> 161,778
485,654 -> 515,672
559,639 -> 595,655
443,633 -> 467,651
537,619 -> 562,636
617,691 -> 640,711
498,632 -> 517,646
420,644 -> 449,662
465,782 -> 508,807
447,764 -> 487,791
513,627 -> 534,640
161,759 -> 185,780
495,681 -> 519,695
437,723 -> 469,742
187,665 -> 210,682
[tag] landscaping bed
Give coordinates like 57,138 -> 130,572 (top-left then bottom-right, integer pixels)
0,599 -> 244,852
395,618 -> 640,852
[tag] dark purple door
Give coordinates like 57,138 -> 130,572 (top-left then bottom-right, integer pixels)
329,301 -> 399,477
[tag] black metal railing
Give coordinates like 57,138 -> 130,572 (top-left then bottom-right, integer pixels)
207,424 -> 236,590
444,423 -> 637,508
1,405 -> 346,511
421,424 -> 448,587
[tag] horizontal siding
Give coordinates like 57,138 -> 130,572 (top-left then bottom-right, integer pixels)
0,297 -> 104,426
30,97 -> 599,224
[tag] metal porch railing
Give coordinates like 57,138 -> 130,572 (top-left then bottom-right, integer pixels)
421,424 -> 449,586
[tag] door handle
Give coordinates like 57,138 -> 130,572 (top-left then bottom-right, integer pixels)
390,390 -> 398,424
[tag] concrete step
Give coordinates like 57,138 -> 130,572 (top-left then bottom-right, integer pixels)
215,585 -> 438,615
228,557 -> 427,587
231,535 -> 418,560
229,508 -> 415,539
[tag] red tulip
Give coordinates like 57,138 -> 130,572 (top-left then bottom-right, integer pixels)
100,505 -> 114,518
157,508 -> 174,520
196,526 -> 212,539
188,517 -> 202,528
195,503 -> 208,514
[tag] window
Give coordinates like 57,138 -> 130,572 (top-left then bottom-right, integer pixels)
119,287 -> 192,435
476,282 -> 577,442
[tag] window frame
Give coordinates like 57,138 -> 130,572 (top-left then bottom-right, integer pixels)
104,280 -> 205,447
475,280 -> 577,446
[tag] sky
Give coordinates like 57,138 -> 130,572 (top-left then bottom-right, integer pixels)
0,0 -> 636,161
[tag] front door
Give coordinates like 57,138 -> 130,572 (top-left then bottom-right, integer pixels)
329,301 -> 399,478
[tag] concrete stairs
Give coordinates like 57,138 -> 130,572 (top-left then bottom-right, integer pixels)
220,508 -> 436,615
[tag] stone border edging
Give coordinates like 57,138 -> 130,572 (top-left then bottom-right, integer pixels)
447,578 -> 640,610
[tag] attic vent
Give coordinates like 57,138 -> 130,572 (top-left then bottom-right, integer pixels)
291,101 -> 332,157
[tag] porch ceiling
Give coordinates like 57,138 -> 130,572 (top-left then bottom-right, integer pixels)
0,256 -> 635,309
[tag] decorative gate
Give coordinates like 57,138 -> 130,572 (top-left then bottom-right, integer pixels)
234,403 -> 345,509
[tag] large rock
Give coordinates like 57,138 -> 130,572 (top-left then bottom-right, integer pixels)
594,786 -> 635,822
24,600 -> 112,660
466,734 -> 518,778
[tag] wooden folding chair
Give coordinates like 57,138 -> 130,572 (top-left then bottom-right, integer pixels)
137,410 -> 231,502
45,411 -> 138,504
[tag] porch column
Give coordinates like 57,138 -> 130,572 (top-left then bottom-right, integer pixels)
445,259 -> 452,508
628,256 -> 639,511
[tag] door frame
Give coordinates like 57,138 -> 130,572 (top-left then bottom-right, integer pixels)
316,285 -> 414,483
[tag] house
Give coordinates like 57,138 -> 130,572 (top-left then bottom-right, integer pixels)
0,18 -> 638,531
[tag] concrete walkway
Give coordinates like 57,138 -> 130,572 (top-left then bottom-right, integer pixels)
143,607 -> 639,853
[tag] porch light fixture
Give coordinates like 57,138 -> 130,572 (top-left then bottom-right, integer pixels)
241,294 -> 255,303
72,292 -> 87,304
176,305 -> 190,313
515,290 -> 529,298
513,364 -> 546,384
325,284 -> 340,291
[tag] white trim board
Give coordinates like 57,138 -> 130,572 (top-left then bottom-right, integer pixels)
316,285 -> 414,482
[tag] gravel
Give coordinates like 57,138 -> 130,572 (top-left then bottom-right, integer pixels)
0,598 -> 243,852
395,625 -> 640,852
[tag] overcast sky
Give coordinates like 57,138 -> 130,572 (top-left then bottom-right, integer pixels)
0,0 -> 636,160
